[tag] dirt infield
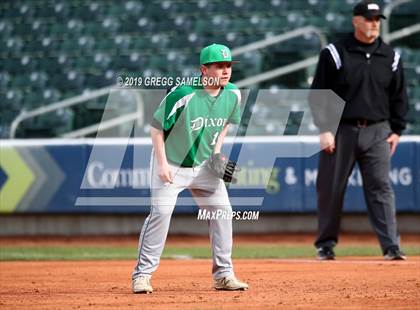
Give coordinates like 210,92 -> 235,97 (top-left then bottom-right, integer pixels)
1,235 -> 419,309
1,258 -> 419,309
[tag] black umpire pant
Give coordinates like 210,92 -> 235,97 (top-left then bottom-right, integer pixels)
315,121 -> 400,254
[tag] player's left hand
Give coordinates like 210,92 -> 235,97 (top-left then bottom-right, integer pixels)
386,133 -> 400,156
207,153 -> 241,184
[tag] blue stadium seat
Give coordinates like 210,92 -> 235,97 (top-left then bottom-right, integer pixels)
1,0 -> 419,137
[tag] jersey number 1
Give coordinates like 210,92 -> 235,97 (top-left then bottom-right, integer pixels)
211,132 -> 219,145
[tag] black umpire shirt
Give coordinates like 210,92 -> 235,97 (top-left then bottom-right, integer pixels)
310,33 -> 409,135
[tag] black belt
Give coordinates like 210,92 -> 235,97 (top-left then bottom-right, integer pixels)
341,119 -> 385,128
168,159 -> 197,168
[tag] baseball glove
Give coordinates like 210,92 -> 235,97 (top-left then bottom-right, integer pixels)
207,153 -> 241,183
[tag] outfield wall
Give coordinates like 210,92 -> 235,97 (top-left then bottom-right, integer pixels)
1,137 -> 419,215
1,137 -> 419,235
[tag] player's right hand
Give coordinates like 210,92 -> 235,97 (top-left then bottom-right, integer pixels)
158,163 -> 173,183
320,131 -> 335,154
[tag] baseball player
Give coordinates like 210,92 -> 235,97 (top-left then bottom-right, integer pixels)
132,43 -> 248,293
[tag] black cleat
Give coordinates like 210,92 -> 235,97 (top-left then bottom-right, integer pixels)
317,247 -> 336,260
384,248 -> 407,261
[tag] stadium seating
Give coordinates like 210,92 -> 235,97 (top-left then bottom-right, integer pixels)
0,0 -> 419,137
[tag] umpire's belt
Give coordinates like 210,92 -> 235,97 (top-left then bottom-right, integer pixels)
340,119 -> 385,128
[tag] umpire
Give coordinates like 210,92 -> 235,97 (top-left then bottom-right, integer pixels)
310,1 -> 408,260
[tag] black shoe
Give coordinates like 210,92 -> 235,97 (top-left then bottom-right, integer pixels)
317,247 -> 335,260
384,248 -> 407,261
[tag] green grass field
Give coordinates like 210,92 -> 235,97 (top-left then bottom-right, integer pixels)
1,245 -> 419,261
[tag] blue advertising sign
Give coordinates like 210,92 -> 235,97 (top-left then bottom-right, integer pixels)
0,137 -> 418,214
